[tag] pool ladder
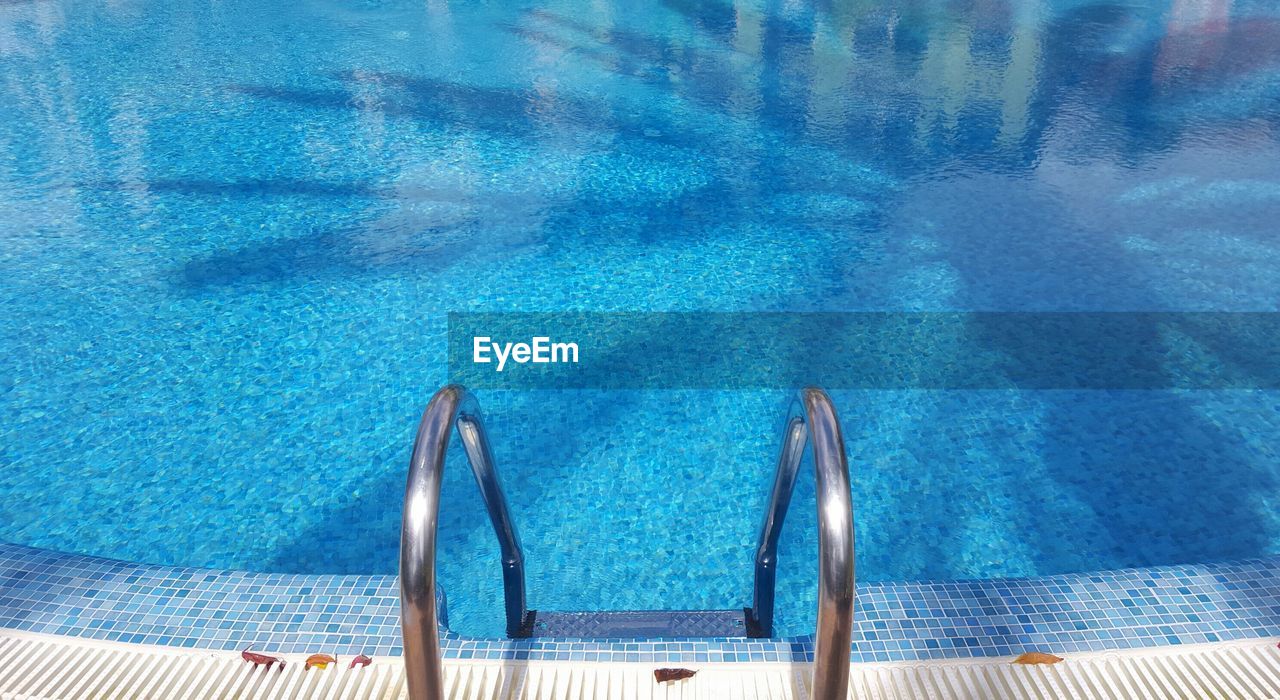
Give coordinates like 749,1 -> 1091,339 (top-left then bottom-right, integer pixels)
400,386 -> 855,700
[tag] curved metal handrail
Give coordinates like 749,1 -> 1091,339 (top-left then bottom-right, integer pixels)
747,387 -> 855,700
401,385 -> 529,700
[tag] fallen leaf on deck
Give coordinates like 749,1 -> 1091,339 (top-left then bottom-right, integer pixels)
654,668 -> 697,683
305,653 -> 336,670
241,648 -> 286,671
1012,652 -> 1064,665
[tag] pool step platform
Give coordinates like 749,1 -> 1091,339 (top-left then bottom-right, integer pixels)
5,630 -> 1280,699
523,610 -> 748,638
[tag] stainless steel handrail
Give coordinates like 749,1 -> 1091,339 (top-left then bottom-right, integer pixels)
401,385 -> 851,700
747,387 -> 855,700
401,385 -> 528,700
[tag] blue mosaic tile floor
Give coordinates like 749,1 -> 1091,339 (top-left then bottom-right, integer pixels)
2,543 -> 1279,663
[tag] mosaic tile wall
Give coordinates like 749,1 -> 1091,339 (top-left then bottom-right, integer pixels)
1,543 -> 1278,662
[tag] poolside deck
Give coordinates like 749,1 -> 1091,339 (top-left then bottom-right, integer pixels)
4,629 -> 1280,699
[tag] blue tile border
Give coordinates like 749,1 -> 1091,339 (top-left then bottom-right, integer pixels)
2,542 -> 1279,663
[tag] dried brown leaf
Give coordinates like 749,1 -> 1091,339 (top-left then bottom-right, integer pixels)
1012,652 -> 1064,665
305,653 -> 337,670
654,668 -> 697,683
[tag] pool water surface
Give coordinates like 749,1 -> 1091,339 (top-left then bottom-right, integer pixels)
2,0 -> 1280,637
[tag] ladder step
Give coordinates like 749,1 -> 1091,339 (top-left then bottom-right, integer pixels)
524,609 -> 749,638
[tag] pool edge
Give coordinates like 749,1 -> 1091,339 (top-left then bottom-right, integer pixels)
6,627 -> 1280,698
2,542 -> 1279,664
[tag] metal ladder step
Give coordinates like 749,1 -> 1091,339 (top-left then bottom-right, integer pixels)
523,609 -> 750,638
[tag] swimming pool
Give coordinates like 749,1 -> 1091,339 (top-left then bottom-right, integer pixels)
2,0 -> 1279,640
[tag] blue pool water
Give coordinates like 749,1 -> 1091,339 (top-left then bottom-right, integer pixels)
3,0 -> 1280,638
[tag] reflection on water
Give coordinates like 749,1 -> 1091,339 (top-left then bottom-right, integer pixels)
3,0 -> 1277,220
2,0 -> 1280,636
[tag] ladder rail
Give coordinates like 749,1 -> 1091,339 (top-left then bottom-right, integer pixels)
400,385 -> 528,700
401,385 -> 853,700
748,387 -> 856,700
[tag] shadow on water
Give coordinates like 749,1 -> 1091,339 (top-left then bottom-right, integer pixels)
228,77 -> 616,142
86,178 -> 386,198
178,218 -> 486,289
153,180 -> 558,290
174,61 -> 893,291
